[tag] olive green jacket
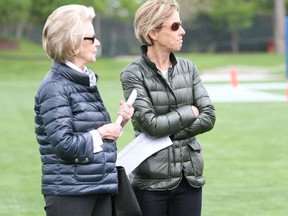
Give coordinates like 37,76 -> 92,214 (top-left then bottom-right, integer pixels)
120,46 -> 216,190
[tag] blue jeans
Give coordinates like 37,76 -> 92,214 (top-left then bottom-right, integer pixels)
134,177 -> 202,216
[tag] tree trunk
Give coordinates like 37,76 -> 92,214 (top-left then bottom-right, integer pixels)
16,20 -> 27,39
231,29 -> 239,53
274,0 -> 286,54
94,14 -> 102,57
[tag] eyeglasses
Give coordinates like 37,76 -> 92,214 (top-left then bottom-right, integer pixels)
157,22 -> 182,31
83,35 -> 97,44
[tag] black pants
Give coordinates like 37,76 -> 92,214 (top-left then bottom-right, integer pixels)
134,177 -> 202,216
44,194 -> 113,216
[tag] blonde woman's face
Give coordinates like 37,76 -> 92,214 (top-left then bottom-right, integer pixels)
154,11 -> 185,52
72,22 -> 100,69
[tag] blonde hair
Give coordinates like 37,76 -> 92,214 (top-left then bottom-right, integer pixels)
134,0 -> 179,46
42,4 -> 95,63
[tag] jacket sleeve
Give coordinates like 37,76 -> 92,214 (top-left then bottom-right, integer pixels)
37,81 -> 94,163
173,65 -> 216,139
120,65 -> 196,138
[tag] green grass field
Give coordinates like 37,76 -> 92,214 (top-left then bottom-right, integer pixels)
0,40 -> 288,215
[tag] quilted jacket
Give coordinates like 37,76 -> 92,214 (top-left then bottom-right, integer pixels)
120,46 -> 216,190
34,61 -> 118,196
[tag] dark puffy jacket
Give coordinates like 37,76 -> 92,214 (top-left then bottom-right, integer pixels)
120,46 -> 216,190
34,61 -> 118,196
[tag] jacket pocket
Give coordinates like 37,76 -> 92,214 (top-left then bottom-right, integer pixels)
134,148 -> 169,179
73,152 -> 106,183
187,140 -> 204,177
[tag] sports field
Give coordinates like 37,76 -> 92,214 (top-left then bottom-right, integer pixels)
0,40 -> 287,215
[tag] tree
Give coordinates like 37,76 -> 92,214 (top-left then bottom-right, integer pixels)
185,0 -> 288,53
206,0 -> 256,53
177,0 -> 211,21
29,0 -> 108,25
274,0 -> 286,54
104,0 -> 144,20
0,0 -> 32,38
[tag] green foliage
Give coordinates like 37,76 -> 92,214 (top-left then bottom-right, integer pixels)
28,0 -> 143,25
208,0 -> 256,31
29,0 -> 106,25
253,0 -> 288,15
0,0 -> 32,24
102,0 -> 144,20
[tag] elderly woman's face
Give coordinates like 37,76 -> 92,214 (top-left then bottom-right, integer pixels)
154,10 -> 185,52
73,22 -> 100,68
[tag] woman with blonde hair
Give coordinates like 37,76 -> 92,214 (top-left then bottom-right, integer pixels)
34,4 -> 134,216
120,0 -> 216,215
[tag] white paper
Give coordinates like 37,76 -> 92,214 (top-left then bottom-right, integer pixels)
116,133 -> 173,174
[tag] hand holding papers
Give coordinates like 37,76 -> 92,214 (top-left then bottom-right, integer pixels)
115,89 -> 137,125
116,133 -> 173,175
115,90 -> 172,174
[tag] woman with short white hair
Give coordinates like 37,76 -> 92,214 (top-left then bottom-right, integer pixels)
34,4 -> 134,216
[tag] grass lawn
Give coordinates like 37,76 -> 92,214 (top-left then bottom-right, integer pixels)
0,40 -> 287,215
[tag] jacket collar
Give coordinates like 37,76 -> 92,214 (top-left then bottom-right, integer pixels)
51,61 -> 98,86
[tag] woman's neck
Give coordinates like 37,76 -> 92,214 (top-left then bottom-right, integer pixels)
147,47 -> 171,71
